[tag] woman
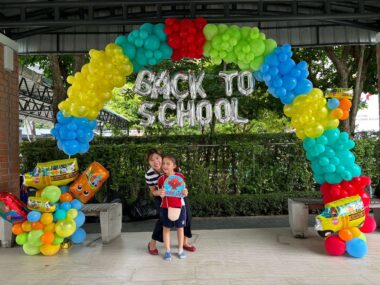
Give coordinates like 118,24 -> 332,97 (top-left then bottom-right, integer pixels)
145,148 -> 196,255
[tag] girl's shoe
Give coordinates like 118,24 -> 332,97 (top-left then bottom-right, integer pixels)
178,250 -> 187,259
164,251 -> 172,261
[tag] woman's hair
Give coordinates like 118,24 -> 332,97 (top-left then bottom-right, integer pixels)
145,148 -> 163,163
163,155 -> 179,172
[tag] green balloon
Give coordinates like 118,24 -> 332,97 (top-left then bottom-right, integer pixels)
16,233 -> 28,245
259,32 -> 266,40
241,27 -> 251,38
203,42 -> 211,56
203,24 -> 218,40
52,233 -> 64,245
251,39 -> 266,56
23,243 -> 40,256
358,233 -> 367,242
250,27 -> 260,39
28,230 -> 44,247
217,24 -> 228,34
264,39 -> 277,55
250,56 -> 264,71
41,186 -> 61,203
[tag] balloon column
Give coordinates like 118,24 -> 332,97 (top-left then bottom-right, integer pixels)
10,185 -> 87,256
50,17 -> 374,257
51,44 -> 134,156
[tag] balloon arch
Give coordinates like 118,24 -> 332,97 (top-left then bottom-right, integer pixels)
51,17 -> 374,258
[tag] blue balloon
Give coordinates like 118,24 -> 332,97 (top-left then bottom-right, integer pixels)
60,185 -> 69,193
71,199 -> 83,210
346,238 -> 368,258
57,111 -> 72,124
27,211 -> 41,223
140,23 -> 154,33
266,54 -> 279,66
282,76 -> 297,90
115,35 -> 128,46
71,228 -> 87,244
153,23 -> 167,41
327,98 -> 340,109
54,209 -> 67,221
159,43 -> 173,59
278,59 -> 295,75
74,211 -> 86,228
61,202 -> 72,211
294,79 -> 312,94
79,143 -> 90,154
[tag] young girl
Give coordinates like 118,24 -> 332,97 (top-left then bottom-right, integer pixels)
145,149 -> 196,255
157,155 -> 187,260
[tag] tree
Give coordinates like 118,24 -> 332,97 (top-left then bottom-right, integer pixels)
19,54 -> 87,123
294,46 -> 377,134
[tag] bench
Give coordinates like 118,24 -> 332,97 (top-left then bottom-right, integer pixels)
82,203 -> 123,243
288,197 -> 380,238
0,202 -> 122,248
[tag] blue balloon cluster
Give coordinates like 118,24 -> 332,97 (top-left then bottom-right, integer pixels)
254,44 -> 313,104
53,199 -> 84,223
346,238 -> 368,258
115,23 -> 173,72
303,128 -> 361,184
51,111 -> 97,156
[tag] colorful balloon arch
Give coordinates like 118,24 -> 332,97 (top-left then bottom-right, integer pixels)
51,17 -> 374,257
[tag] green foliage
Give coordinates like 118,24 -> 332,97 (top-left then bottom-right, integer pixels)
188,191 -> 322,217
20,133 -> 379,203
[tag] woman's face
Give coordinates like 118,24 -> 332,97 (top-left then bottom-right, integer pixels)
148,153 -> 162,171
162,158 -> 176,174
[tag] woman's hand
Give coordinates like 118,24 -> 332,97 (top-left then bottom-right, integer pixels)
158,188 -> 166,198
182,188 -> 188,197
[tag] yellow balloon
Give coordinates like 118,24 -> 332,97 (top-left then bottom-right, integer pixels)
40,244 -> 61,256
55,218 -> 76,238
349,227 -> 362,238
44,222 -> 56,233
41,213 -> 53,225
67,209 -> 78,219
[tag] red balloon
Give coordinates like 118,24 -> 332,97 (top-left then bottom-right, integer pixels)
0,192 -> 29,224
330,185 -> 342,200
361,176 -> 371,186
324,236 -> 346,256
346,184 -> 355,196
360,215 -> 377,233
360,192 -> 370,206
320,183 -> 330,195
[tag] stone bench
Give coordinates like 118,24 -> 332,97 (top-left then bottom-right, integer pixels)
288,197 -> 380,238
82,203 -> 123,243
0,202 -> 122,247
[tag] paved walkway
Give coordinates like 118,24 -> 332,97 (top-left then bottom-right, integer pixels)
1,226 -> 379,285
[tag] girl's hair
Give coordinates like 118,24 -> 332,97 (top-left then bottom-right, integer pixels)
145,148 -> 163,163
163,155 -> 179,172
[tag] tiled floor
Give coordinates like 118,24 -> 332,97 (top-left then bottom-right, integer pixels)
1,227 -> 380,285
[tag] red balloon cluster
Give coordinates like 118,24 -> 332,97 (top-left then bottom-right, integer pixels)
320,176 -> 372,211
164,17 -> 207,61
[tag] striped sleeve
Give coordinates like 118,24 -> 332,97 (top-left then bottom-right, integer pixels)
145,169 -> 159,186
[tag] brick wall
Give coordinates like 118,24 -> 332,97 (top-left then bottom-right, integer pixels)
0,42 -> 19,196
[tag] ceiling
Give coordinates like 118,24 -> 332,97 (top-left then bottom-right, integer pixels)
1,0 -> 380,53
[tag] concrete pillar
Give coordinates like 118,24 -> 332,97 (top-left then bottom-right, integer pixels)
0,34 -> 19,197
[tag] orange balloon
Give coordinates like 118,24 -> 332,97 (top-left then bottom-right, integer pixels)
339,98 -> 352,110
21,221 -> 32,232
60,192 -> 73,203
12,223 -> 24,235
330,108 -> 343,119
339,228 -> 353,241
340,110 -> 349,120
40,232 -> 55,245
32,221 -> 44,230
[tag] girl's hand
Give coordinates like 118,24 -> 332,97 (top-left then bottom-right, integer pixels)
182,188 -> 188,197
159,188 -> 166,198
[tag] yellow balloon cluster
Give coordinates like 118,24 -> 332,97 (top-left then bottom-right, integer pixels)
59,44 -> 133,120
284,88 -> 339,139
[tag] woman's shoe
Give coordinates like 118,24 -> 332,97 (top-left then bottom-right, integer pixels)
147,242 -> 159,255
183,244 -> 197,252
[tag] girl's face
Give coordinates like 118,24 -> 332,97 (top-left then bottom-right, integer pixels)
148,153 -> 162,171
162,158 -> 176,174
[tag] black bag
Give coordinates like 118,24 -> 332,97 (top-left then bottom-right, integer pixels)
128,198 -> 159,220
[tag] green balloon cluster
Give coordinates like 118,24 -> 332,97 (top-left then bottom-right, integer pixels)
203,24 -> 277,70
